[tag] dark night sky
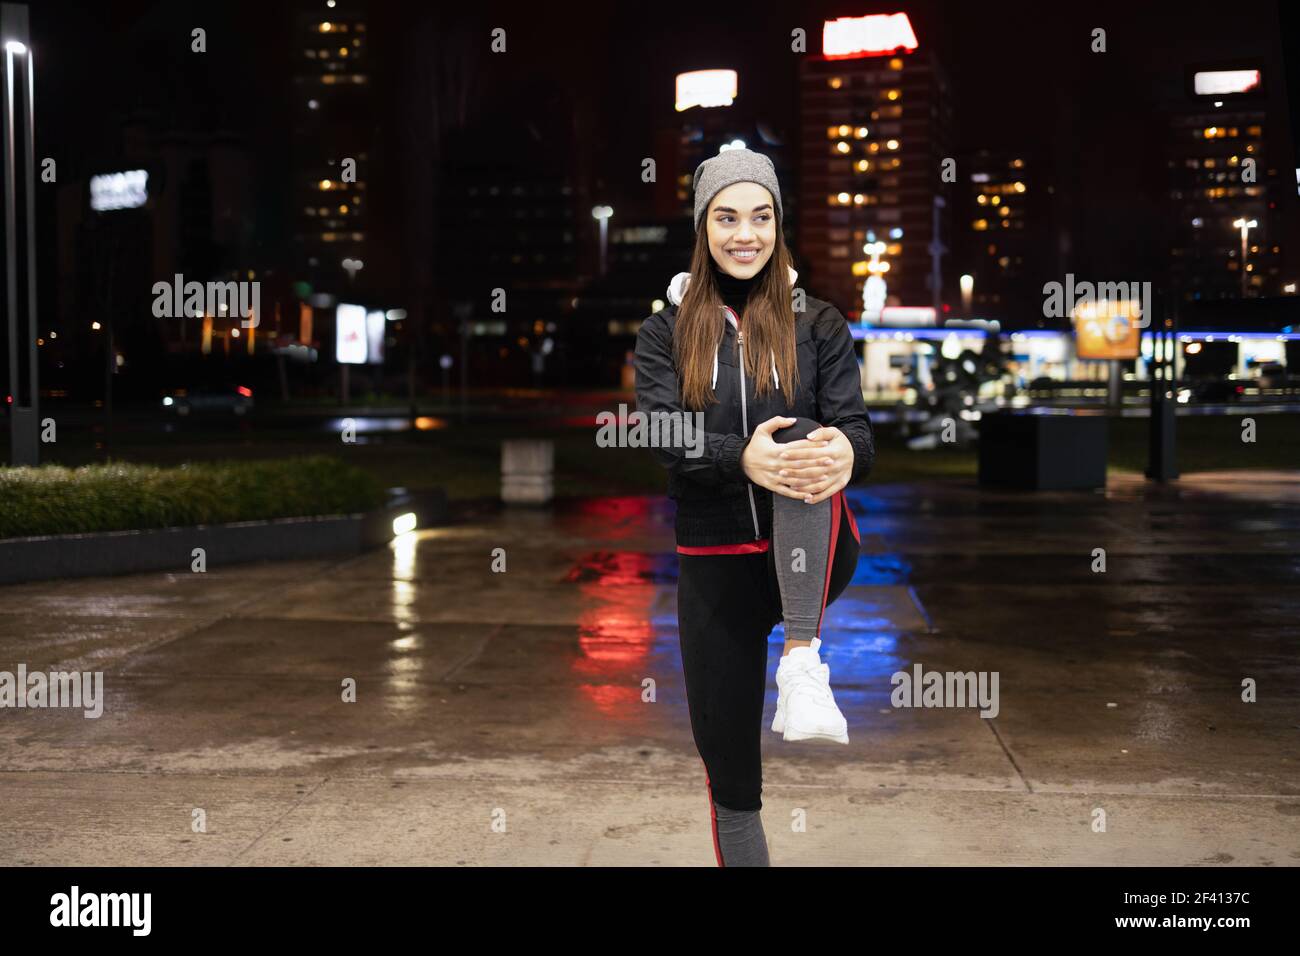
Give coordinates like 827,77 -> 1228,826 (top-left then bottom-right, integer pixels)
22,0 -> 1300,284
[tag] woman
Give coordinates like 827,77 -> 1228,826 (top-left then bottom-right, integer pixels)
633,148 -> 876,866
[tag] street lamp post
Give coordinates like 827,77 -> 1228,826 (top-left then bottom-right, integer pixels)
959,273 -> 974,317
592,205 -> 613,277
2,3 -> 38,465
1232,217 -> 1257,298
928,196 -> 948,311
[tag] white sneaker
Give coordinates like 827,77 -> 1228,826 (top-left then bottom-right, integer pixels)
770,637 -> 849,744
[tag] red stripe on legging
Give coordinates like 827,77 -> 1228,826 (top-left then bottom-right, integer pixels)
843,491 -> 861,545
815,490 -> 843,637
703,763 -> 724,867
677,539 -> 770,555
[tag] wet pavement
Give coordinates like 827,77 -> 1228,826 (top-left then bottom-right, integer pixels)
1,470 -> 1298,866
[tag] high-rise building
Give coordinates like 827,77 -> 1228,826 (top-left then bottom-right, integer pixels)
1166,62 -> 1285,302
291,0 -> 371,292
964,150 -> 1040,322
796,13 -> 953,320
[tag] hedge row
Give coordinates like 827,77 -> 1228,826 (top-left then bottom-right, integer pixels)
0,457 -> 387,539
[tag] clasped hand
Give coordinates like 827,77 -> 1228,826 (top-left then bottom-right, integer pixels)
740,416 -> 853,504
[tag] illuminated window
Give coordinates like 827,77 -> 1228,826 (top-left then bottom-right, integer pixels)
836,141 -> 850,153
886,139 -> 899,150
887,243 -> 902,255
868,143 -> 880,153
855,126 -> 869,138
838,124 -> 852,136
856,159 -> 870,172
826,126 -> 840,139
1013,181 -> 1026,193
977,195 -> 987,205
1011,158 -> 1024,168
973,219 -> 988,231
998,205 -> 1010,217
1247,125 -> 1262,136
885,89 -> 900,101
889,57 -> 903,70
829,77 -> 843,89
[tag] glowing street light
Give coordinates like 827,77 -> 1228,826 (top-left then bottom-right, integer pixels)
960,274 -> 974,315
1233,218 -> 1258,297
3,4 -> 39,464
592,205 -> 613,276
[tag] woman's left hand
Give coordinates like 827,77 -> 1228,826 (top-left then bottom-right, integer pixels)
775,426 -> 853,504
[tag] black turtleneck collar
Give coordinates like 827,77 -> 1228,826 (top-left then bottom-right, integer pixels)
712,259 -> 769,315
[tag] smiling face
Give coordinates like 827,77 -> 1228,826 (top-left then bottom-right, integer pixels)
705,181 -> 777,279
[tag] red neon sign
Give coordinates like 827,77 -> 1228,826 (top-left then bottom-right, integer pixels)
822,13 -> 918,59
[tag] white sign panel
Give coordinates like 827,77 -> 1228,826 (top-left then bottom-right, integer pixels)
1192,69 -> 1261,96
90,170 -> 148,211
335,303 -> 367,364
675,70 -> 738,111
365,310 -> 385,365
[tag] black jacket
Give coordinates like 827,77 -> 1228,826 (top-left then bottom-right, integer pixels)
633,295 -> 875,546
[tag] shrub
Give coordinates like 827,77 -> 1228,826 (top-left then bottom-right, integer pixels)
0,456 -> 387,539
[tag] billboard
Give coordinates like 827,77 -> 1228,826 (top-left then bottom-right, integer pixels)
822,13 -> 918,59
366,310 -> 385,365
1073,304 -> 1141,360
90,170 -> 148,211
674,70 -> 737,111
335,304 -> 367,364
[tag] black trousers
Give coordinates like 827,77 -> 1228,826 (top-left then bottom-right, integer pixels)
676,486 -> 860,816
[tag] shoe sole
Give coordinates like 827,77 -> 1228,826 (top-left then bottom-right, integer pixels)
773,704 -> 848,742
783,724 -> 849,744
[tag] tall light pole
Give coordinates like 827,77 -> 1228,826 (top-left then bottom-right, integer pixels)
959,273 -> 974,316
592,205 -> 613,277
1233,217 -> 1257,298
928,195 -> 947,311
2,4 -> 37,465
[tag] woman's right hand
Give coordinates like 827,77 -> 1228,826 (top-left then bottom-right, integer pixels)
741,416 -> 829,500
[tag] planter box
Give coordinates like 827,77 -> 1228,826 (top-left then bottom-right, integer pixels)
0,490 -> 447,585
977,412 -> 1108,491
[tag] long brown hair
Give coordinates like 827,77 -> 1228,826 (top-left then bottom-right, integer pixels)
673,219 -> 800,411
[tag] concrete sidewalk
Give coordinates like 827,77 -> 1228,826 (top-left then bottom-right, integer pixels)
1,472 -> 1298,866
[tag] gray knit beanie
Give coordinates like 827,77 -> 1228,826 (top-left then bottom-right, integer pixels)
691,148 -> 782,231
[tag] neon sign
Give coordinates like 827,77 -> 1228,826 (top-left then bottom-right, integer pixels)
1192,69 -> 1261,96
823,13 -> 918,59
675,70 -> 737,111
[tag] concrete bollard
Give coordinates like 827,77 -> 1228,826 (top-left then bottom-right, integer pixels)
501,439 -> 555,505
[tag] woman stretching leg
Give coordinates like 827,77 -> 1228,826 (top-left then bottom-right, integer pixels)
633,148 -> 875,866
678,421 -> 861,867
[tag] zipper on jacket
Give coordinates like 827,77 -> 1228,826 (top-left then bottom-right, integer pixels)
733,315 -> 762,541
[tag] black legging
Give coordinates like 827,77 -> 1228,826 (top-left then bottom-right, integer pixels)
676,418 -> 861,822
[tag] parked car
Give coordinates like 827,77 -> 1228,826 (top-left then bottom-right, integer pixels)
162,384 -> 253,416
